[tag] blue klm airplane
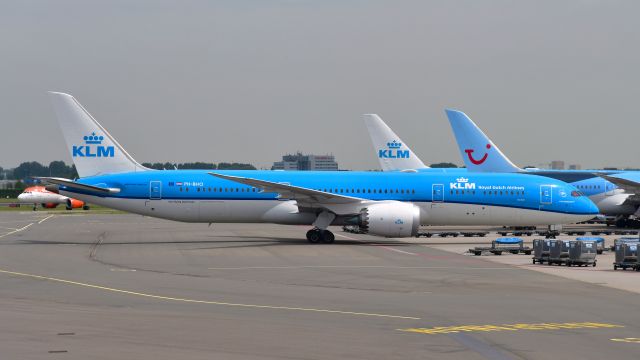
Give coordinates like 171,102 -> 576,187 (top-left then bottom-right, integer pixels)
39,93 -> 597,244
363,111 -> 639,227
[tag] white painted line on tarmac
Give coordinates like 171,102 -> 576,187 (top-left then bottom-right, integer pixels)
0,222 -> 34,239
335,233 -> 358,240
38,214 -> 55,224
374,246 -> 418,256
337,233 -> 419,255
207,265 -> 513,270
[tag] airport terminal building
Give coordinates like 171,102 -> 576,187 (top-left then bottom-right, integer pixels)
272,153 -> 339,171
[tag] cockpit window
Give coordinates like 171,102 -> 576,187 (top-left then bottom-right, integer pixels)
571,190 -> 584,197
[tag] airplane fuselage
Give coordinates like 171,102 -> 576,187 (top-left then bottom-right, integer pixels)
57,170 -> 597,226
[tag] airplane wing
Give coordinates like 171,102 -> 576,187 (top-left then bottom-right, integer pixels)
363,114 -> 428,171
597,174 -> 640,195
209,173 -> 372,214
34,177 -> 121,194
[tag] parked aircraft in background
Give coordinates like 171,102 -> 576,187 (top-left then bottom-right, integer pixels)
38,92 -> 597,243
445,109 -> 640,226
17,186 -> 88,211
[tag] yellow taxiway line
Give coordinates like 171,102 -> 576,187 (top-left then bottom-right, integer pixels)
0,268 -> 421,321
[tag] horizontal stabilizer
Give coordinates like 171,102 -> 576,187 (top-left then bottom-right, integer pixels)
35,177 -> 120,194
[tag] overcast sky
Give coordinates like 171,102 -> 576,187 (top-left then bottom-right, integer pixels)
1,0 -> 638,170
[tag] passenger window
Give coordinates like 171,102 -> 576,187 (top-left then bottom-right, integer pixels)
179,187 -> 183,192
411,189 -> 415,194
186,187 -> 189,192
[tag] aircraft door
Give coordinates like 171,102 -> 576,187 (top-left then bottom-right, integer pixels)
540,185 -> 552,205
605,180 -> 615,196
432,184 -> 444,203
149,181 -> 162,200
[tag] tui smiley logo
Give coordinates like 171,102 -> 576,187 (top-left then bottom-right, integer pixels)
464,144 -> 491,165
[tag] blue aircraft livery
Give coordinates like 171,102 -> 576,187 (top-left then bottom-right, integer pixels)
45,92 -> 598,243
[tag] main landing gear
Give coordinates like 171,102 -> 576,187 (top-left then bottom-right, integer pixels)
306,229 -> 335,244
306,210 -> 336,244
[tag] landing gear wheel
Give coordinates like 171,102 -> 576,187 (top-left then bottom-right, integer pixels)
320,231 -> 335,244
306,229 -> 321,244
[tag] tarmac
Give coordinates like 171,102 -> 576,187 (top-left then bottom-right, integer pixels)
1,212 -> 639,359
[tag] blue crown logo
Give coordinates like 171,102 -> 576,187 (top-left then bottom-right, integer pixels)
387,140 -> 402,149
84,132 -> 104,145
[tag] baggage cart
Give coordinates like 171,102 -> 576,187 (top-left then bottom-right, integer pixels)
548,240 -> 571,265
470,237 -> 530,256
575,237 -> 605,254
613,241 -> 640,271
567,240 -> 597,267
609,237 -> 640,251
532,239 -> 551,264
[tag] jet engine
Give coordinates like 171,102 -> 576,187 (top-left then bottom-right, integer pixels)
350,201 -> 420,237
66,198 -> 86,210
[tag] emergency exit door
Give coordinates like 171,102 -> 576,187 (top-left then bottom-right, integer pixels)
540,185 -> 552,205
149,181 -> 162,200
432,184 -> 444,203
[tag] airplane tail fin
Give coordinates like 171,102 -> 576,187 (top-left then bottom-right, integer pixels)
363,114 -> 428,171
444,109 -> 522,173
48,92 -> 149,178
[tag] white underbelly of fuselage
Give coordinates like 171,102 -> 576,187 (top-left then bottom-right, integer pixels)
62,191 -> 588,226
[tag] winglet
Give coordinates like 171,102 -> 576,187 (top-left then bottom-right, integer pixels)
445,109 -> 522,173
363,114 -> 428,171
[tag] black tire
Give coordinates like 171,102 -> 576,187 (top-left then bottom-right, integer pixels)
83,205 -> 90,210
306,229 -> 321,244
320,231 -> 335,244
614,265 -> 618,270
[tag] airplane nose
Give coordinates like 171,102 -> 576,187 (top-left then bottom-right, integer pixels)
585,198 -> 600,215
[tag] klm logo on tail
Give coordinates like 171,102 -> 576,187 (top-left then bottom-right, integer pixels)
378,140 -> 409,159
72,132 -> 115,158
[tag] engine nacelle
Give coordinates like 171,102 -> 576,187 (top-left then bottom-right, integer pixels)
354,202 -> 420,238
66,198 -> 86,209
42,203 -> 58,209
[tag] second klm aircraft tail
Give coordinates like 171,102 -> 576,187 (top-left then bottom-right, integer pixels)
48,92 -> 148,178
363,114 -> 428,171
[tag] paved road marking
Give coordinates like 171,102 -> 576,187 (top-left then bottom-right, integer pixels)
611,338 -> 640,343
0,223 -> 34,239
399,322 -> 623,335
207,265 -> 513,270
38,214 -> 55,224
337,233 -> 420,255
0,268 -> 420,320
335,233 -> 358,240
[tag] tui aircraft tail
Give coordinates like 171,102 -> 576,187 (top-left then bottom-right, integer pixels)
445,109 -> 522,173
